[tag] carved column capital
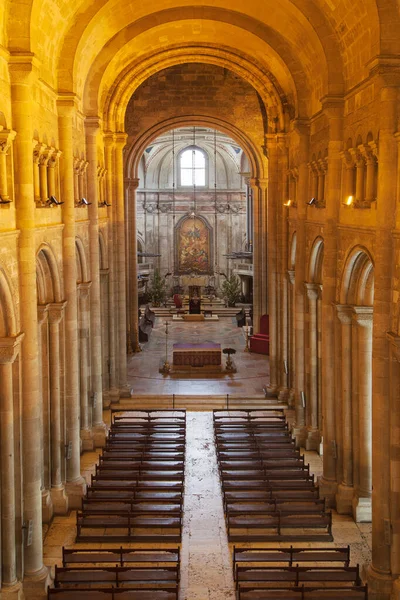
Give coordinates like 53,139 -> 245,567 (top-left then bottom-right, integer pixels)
37,304 -> 49,324
77,281 -> 92,301
0,332 -> 24,364
304,282 -> 320,301
352,306 -> 373,328
0,129 -> 16,154
47,301 -> 67,325
287,269 -> 295,285
336,304 -> 353,325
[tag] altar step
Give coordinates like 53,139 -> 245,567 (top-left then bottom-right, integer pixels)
148,307 -> 243,318
116,394 -> 288,411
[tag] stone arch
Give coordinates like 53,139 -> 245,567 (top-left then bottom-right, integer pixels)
36,244 -> 62,304
340,246 -> 374,306
75,237 -> 89,283
0,266 -> 17,337
125,116 -> 264,182
308,237 -> 324,284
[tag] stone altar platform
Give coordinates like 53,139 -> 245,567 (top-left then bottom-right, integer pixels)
172,342 -> 222,371
172,314 -> 219,321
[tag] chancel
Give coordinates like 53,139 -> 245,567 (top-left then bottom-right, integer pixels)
0,0 -> 400,598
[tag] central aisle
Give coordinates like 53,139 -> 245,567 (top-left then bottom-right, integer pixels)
180,412 -> 236,599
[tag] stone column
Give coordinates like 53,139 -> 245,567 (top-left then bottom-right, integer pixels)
292,122 -> 309,446
39,150 -> 49,205
305,283 -> 320,450
0,334 -> 24,588
250,178 -> 265,333
114,133 -> 130,395
352,306 -> 373,522
319,99 -> 343,505
47,150 -> 58,198
32,144 -> 42,204
77,282 -> 93,449
103,134 -> 119,403
47,303 -> 68,514
317,160 -> 326,204
336,305 -> 354,513
355,153 -> 365,204
287,269 -> 295,406
85,117 -> 107,444
363,145 -> 377,205
37,304 -> 52,523
100,268 -> 111,407
128,178 -> 141,352
9,53 -> 49,586
58,98 -> 86,506
387,332 -> 400,597
367,86 -> 398,600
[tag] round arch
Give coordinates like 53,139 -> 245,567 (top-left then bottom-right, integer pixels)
36,244 -> 63,304
340,246 -> 374,306
0,266 -> 17,337
75,237 -> 89,283
308,237 -> 324,284
125,116 -> 265,182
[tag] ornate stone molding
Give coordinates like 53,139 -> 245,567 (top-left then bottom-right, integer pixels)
352,306 -> 373,328
304,282 -> 320,301
47,301 -> 67,325
77,281 -> 92,301
37,304 -> 49,324
0,332 -> 25,364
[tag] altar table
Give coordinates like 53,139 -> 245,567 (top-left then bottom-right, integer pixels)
172,342 -> 222,367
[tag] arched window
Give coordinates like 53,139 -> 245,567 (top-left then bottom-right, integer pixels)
180,147 -> 206,187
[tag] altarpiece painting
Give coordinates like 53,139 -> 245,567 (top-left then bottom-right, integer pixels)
175,216 -> 212,274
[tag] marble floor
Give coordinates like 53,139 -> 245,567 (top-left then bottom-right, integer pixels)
43,412 -> 372,599
128,317 -> 269,395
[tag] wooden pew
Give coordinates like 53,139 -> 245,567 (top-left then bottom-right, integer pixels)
232,546 -> 350,572
48,587 -> 178,599
237,586 -> 368,600
62,547 -> 180,567
54,565 -> 179,587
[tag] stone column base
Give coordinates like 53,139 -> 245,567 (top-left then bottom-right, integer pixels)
263,384 -> 279,398
291,425 -> 307,448
1,582 -> 24,600
352,495 -> 372,522
93,422 -> 108,448
288,388 -> 295,408
318,476 -> 337,508
51,485 -> 69,515
65,476 -> 86,510
336,482 -> 354,514
390,576 -> 400,600
41,489 -> 53,524
22,565 -> 52,600
109,388 -> 120,404
305,427 -> 321,451
80,428 -> 95,451
366,564 -> 393,600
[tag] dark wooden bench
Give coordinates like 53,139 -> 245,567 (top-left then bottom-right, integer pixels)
86,487 -> 183,502
235,565 -> 360,588
227,511 -> 333,542
48,587 -> 178,599
232,546 -> 350,572
62,547 -> 180,567
225,498 -> 326,515
54,565 -> 179,587
82,499 -> 182,514
93,467 -> 184,480
237,586 -> 368,600
76,512 -> 182,543
99,457 -> 184,470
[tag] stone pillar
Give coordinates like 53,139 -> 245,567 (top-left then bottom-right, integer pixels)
0,334 -> 24,589
352,307 -> 373,522
58,98 -> 86,507
47,150 -> 58,198
103,134 -> 119,403
292,123 -> 309,446
363,146 -> 377,204
47,303 -> 68,514
39,151 -> 49,204
9,53 -> 50,587
250,178 -> 266,333
287,269 -> 295,406
387,333 -> 400,597
335,304 -> 354,513
128,178 -> 140,352
367,86 -> 398,600
114,133 -> 130,395
77,282 -> 93,449
319,99 -> 343,505
32,144 -> 42,204
0,130 -> 16,201
100,268 -> 111,407
305,283 -> 320,450
85,117 -> 107,444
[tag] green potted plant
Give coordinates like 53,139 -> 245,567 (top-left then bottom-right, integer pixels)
148,269 -> 167,307
221,274 -> 242,307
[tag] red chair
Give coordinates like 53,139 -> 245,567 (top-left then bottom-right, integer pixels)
249,314 -> 270,355
173,294 -> 183,309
